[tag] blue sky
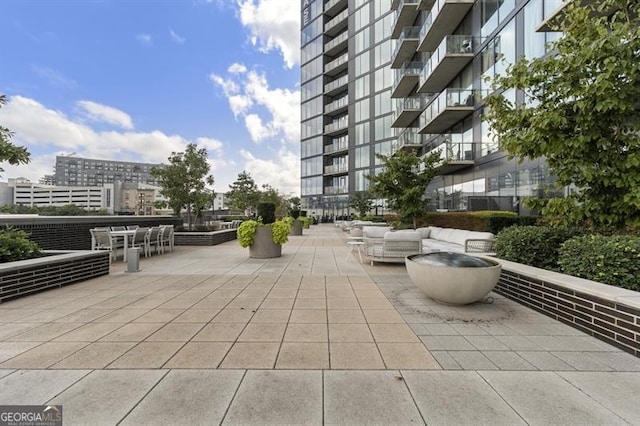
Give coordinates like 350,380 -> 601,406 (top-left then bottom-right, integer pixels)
0,0 -> 301,195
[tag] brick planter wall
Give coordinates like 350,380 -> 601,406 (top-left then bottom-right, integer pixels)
0,216 -> 182,250
0,250 -> 110,303
174,229 -> 237,246
494,259 -> 640,357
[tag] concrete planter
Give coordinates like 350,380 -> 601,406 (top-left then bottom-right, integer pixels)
405,252 -> 501,305
290,220 -> 303,236
0,250 -> 111,303
249,226 -> 282,259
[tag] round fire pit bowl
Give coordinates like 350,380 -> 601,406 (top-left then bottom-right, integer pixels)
405,252 -> 501,305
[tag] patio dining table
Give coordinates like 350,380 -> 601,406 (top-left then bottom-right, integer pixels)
109,229 -> 136,262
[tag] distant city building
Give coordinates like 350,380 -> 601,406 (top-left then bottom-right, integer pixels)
38,174 -> 55,185
54,156 -> 164,187
1,178 -> 115,213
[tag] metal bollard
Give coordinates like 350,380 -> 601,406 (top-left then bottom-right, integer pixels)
126,247 -> 141,273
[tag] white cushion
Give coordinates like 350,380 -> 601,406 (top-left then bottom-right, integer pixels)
449,229 -> 471,246
384,231 -> 421,241
416,227 -> 431,239
428,226 -> 443,240
363,226 -> 390,238
466,231 -> 495,241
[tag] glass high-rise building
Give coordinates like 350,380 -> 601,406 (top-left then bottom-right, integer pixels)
300,0 -> 566,218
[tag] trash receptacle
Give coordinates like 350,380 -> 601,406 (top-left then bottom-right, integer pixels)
126,247 -> 141,273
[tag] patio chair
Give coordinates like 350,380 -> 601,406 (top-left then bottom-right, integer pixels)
131,227 -> 150,257
147,226 -> 163,256
159,225 -> 174,253
110,226 -> 126,231
90,228 -> 116,262
126,225 -> 139,230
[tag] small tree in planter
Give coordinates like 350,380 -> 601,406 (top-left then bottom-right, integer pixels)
288,197 -> 303,235
237,202 -> 290,258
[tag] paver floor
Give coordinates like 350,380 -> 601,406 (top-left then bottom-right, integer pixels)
1,224 -> 639,424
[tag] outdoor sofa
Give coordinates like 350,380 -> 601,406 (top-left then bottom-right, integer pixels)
362,226 -> 495,264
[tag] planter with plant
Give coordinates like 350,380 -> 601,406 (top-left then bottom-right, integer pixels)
237,202 -> 291,258
288,207 -> 303,236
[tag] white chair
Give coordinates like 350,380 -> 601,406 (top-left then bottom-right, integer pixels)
131,227 -> 150,257
126,225 -> 139,230
159,225 -> 174,253
90,228 -> 116,262
147,227 -> 162,256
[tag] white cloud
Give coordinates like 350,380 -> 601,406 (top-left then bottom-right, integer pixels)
136,33 -> 153,46
210,74 -> 239,96
239,147 -> 300,196
169,28 -> 186,44
228,63 -> 247,74
76,100 -> 134,130
0,96 -> 227,183
237,0 -> 300,68
211,68 -> 300,144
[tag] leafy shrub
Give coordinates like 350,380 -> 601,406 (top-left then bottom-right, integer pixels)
0,228 -> 41,263
559,235 -> 640,291
290,208 -> 300,219
237,220 -> 260,248
494,225 -> 584,271
236,219 -> 290,247
257,202 -> 276,224
300,216 -> 314,228
271,220 -> 291,244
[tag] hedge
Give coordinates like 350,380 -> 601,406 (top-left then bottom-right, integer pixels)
559,234 -> 640,291
419,211 -> 537,233
494,225 -> 584,271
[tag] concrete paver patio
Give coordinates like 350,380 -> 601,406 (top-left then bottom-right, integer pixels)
1,224 -> 639,424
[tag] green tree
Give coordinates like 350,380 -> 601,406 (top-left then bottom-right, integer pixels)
226,171 -> 260,215
484,0 -> 640,231
367,149 -> 441,228
260,184 -> 289,218
0,95 -> 30,173
151,143 -> 215,230
349,191 -> 374,219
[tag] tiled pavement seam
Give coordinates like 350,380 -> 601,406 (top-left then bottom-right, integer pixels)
2,272 -> 640,371
1,368 -> 638,424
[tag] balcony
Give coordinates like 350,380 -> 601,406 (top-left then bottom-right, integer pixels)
324,164 -> 349,175
391,61 -> 423,98
418,0 -> 474,52
324,136 -> 349,155
418,35 -> 474,93
391,94 -> 431,128
324,95 -> 349,116
324,0 -> 348,18
325,8 -> 348,37
392,128 -> 423,152
391,0 -> 420,39
324,30 -> 348,57
391,26 -> 421,68
418,0 -> 437,10
324,115 -> 349,136
324,53 -> 348,76
324,74 -> 348,96
324,185 -> 348,195
418,88 -> 475,134
424,134 -> 475,173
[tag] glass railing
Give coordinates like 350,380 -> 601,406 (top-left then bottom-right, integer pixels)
391,26 -> 421,60
325,95 -> 349,114
394,94 -> 430,112
425,135 -> 475,162
324,74 -> 348,93
324,136 -> 348,154
324,53 -> 348,73
324,30 -> 348,53
324,164 -> 349,174
420,35 -> 474,84
392,61 -> 423,93
325,8 -> 348,32
396,128 -> 423,149
420,88 -> 474,128
324,115 -> 349,133
324,0 -> 347,13
324,186 -> 348,195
